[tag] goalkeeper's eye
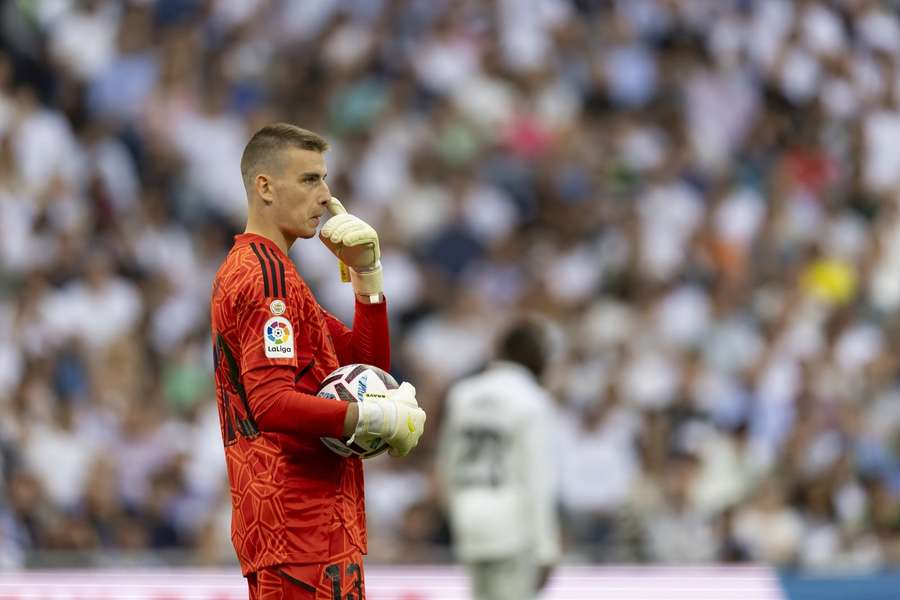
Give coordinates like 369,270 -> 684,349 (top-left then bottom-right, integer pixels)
301,172 -> 327,185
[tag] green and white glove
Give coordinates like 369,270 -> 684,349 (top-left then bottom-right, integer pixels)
319,197 -> 383,302
353,382 -> 426,457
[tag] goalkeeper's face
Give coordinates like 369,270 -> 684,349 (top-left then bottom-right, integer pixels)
271,147 -> 330,240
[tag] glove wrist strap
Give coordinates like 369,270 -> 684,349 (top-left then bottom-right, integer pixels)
350,262 -> 383,299
355,396 -> 396,440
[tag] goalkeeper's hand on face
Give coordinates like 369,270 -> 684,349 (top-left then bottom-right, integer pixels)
352,382 -> 426,457
319,197 -> 383,301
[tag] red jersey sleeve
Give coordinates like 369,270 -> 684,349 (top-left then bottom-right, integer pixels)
243,367 -> 347,438
235,283 -> 347,438
237,298 -> 299,375
323,299 -> 390,372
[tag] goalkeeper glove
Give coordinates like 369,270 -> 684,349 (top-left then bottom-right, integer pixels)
353,382 -> 426,457
319,197 -> 383,302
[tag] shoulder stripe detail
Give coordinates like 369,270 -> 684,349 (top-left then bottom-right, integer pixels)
249,243 -> 271,297
259,244 -> 282,297
274,254 -> 287,295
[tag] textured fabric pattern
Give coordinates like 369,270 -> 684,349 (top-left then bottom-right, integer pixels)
210,233 -> 388,574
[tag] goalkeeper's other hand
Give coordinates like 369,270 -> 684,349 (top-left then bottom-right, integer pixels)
354,382 -> 426,457
319,197 -> 383,299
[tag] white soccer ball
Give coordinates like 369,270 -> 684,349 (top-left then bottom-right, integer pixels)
318,364 -> 397,459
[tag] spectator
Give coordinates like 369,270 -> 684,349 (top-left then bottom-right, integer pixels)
0,0 -> 897,571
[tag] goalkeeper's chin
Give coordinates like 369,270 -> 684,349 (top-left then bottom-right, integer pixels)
292,220 -> 320,239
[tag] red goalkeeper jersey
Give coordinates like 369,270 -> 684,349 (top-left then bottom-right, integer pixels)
210,233 -> 390,575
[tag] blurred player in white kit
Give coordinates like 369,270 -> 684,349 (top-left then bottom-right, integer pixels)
438,317 -> 561,600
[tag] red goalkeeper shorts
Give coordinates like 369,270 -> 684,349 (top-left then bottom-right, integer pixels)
246,554 -> 365,600
246,529 -> 365,600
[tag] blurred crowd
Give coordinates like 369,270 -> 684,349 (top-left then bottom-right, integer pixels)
0,0 -> 899,572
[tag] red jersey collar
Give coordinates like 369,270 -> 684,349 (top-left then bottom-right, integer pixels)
234,233 -> 290,261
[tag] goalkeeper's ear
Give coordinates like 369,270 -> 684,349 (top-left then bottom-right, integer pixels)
326,196 -> 347,216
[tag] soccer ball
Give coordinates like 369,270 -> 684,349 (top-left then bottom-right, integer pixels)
318,364 -> 397,459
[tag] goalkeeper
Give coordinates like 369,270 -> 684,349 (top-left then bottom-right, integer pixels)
210,123 -> 426,599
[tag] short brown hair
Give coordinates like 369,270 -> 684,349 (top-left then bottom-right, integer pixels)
240,123 -> 329,189
497,316 -> 549,378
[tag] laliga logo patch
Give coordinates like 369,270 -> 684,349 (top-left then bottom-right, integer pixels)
264,317 -> 294,358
